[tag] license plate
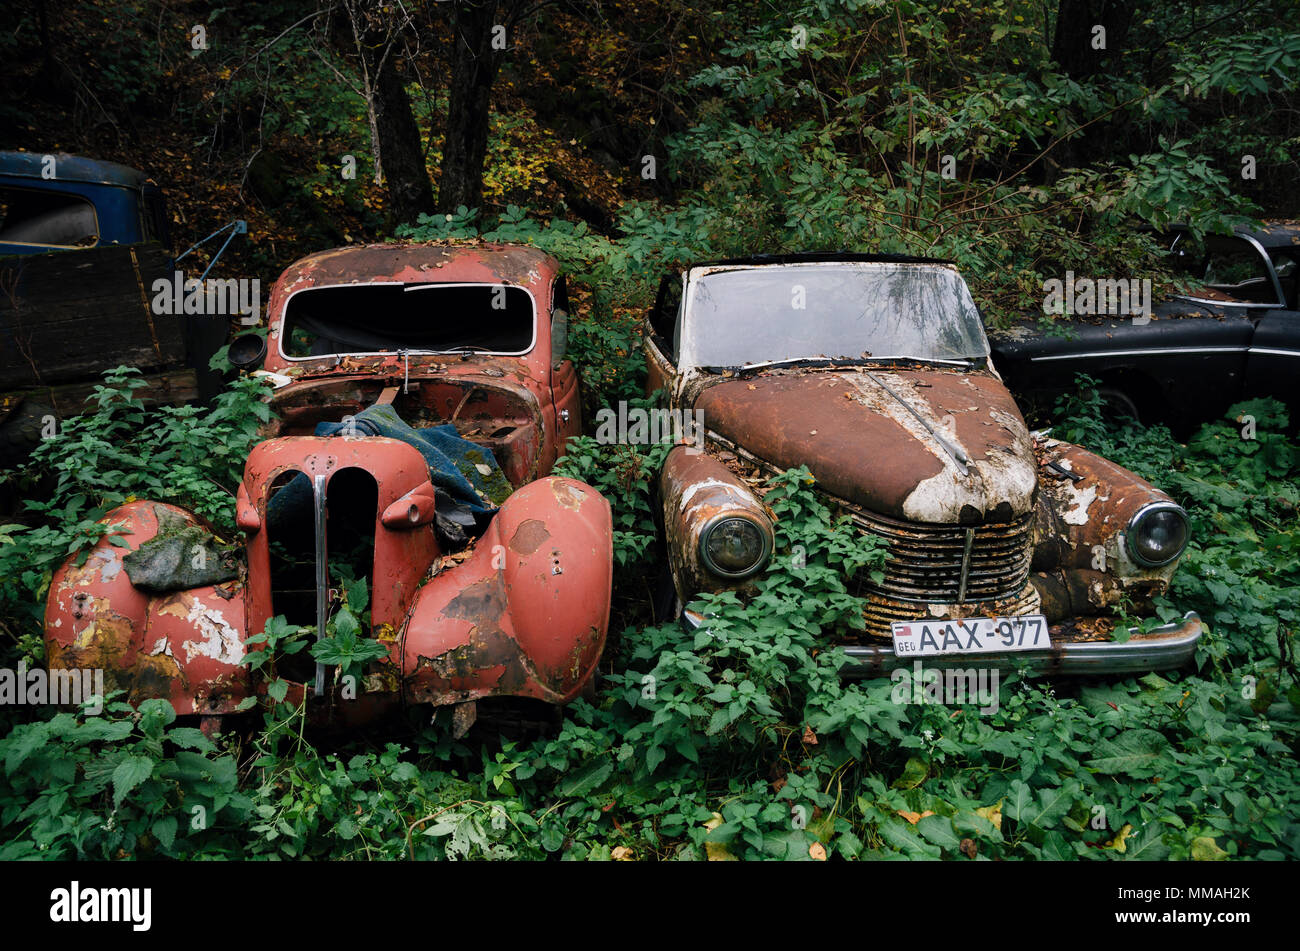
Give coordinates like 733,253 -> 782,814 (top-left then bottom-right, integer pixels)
891,615 -> 1050,657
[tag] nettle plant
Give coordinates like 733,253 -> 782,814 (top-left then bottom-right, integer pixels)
0,697 -> 250,860
0,367 -> 271,661
239,577 -> 389,722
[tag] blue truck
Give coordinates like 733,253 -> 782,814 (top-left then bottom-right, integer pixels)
0,151 -> 236,466
0,151 -> 170,255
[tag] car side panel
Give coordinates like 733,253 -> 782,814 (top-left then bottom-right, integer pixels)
1244,309 -> 1300,412
990,304 -> 1255,426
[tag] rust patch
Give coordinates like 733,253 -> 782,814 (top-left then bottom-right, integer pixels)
51,599 -> 185,704
420,575 -> 530,693
130,651 -> 186,703
193,673 -> 239,714
64,599 -> 135,670
509,519 -> 550,555
551,479 -> 586,510
695,366 -> 1034,522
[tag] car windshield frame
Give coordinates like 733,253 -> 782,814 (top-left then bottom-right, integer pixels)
676,261 -> 991,372
276,280 -> 539,362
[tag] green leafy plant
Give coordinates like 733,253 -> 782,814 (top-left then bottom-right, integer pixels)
0,368 -> 272,661
311,577 -> 390,687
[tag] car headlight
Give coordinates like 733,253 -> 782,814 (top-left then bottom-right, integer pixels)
1125,501 -> 1189,568
698,514 -> 771,579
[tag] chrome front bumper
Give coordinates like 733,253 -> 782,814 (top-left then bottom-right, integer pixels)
680,609 -> 1203,677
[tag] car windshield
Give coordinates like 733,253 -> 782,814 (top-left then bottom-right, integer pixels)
681,262 -> 990,368
280,282 -> 535,358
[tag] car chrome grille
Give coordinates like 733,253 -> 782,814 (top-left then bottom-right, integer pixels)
860,582 -> 1043,640
846,509 -> 1036,607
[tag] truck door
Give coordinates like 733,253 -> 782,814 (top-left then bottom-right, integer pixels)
549,275 -> 583,458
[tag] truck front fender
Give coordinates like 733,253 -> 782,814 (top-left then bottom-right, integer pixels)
44,501 -> 251,715
402,477 -> 612,705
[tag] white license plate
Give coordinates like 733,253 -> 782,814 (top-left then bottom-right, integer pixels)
891,615 -> 1050,657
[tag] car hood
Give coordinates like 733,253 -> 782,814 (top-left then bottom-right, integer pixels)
694,367 -> 1038,523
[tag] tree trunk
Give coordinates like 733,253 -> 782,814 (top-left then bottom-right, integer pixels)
371,52 -> 435,225
338,0 -> 436,227
1049,0 -> 1141,170
438,0 -> 507,214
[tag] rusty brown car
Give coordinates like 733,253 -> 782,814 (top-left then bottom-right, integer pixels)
44,243 -> 613,732
645,253 -> 1201,675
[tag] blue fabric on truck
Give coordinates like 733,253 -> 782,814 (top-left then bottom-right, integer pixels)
267,404 -> 503,531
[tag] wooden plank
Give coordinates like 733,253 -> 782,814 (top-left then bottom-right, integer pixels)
0,243 -> 188,389
1,368 -> 200,419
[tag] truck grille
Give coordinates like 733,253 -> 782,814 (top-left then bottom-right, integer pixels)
847,509 -> 1035,605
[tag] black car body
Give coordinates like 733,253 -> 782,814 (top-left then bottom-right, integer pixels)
989,223 -> 1300,433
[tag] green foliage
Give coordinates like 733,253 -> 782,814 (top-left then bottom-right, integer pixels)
652,0 -> 1274,322
0,698 -> 250,859
0,368 -> 272,658
1,412 -> 1298,860
311,578 -> 390,686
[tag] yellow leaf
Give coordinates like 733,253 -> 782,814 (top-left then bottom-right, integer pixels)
703,811 -> 736,861
897,809 -> 934,826
1104,823 -> 1134,852
975,801 -> 1002,832
1190,836 -> 1228,861
809,842 -> 827,861
611,846 -> 634,861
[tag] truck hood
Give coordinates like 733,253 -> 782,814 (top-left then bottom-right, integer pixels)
694,367 -> 1038,523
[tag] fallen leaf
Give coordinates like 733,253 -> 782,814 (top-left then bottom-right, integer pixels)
611,846 -> 633,861
1104,823 -> 1134,852
809,842 -> 827,861
801,725 -> 818,745
703,812 -> 736,861
975,801 -> 1002,831
897,809 -> 934,825
1190,836 -> 1228,861
959,838 -> 978,859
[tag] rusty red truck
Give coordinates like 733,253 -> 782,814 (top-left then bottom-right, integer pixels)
44,243 -> 612,732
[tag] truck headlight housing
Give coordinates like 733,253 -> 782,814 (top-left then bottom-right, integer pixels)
1125,501 -> 1189,568
699,514 -> 771,579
